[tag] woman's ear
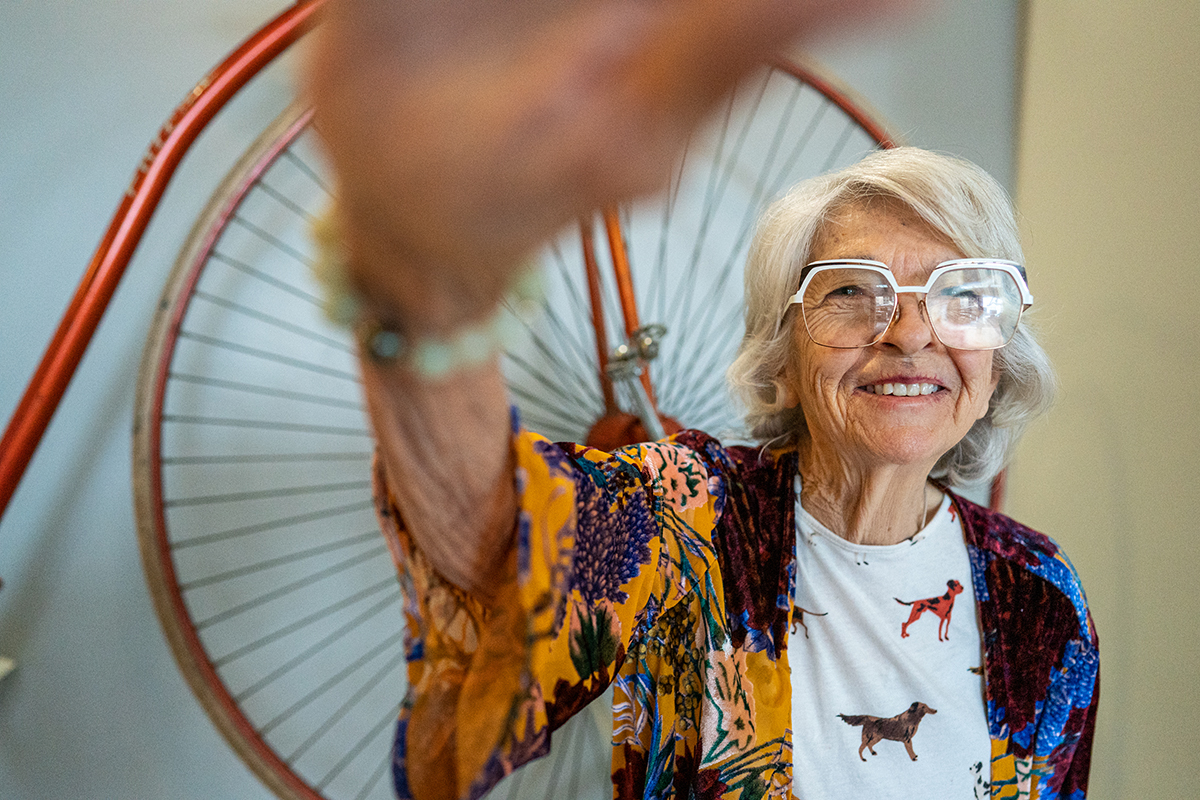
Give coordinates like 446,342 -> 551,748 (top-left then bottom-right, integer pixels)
777,380 -> 799,409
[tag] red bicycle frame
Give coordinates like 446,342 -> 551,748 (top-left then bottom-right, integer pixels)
0,1 -> 324,523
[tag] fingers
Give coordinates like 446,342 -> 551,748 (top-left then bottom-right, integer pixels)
302,0 -> 920,331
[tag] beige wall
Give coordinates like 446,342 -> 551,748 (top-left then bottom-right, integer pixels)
1009,1 -> 1200,797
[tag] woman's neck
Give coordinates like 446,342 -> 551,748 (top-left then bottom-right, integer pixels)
797,441 -> 942,547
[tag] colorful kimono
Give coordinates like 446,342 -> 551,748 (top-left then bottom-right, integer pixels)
375,427 -> 1098,800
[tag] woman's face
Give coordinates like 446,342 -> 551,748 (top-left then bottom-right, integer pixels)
782,198 -> 999,474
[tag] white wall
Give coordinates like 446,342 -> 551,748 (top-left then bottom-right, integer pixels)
0,2 -> 295,798
807,0 -> 1021,190
0,1 -> 1019,797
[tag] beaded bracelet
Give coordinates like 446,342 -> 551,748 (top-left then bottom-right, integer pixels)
311,208 -> 543,379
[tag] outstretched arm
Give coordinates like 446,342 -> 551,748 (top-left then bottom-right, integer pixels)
303,0 -> 916,600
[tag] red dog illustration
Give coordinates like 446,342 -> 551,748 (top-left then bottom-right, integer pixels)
839,702 -> 938,762
895,579 -> 963,641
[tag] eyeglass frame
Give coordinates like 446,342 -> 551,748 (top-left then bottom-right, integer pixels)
785,258 -> 1034,350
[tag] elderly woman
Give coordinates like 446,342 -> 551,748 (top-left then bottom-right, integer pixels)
305,2 -> 1097,799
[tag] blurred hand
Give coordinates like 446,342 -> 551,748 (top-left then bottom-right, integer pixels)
304,0 -> 916,333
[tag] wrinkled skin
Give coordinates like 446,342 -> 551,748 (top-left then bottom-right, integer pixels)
784,199 -> 999,545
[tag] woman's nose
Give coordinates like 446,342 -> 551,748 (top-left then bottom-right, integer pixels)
877,293 -> 935,353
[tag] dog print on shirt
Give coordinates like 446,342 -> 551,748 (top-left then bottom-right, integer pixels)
838,701 -> 938,762
895,579 -> 963,641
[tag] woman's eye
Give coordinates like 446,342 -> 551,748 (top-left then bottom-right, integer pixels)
942,286 -> 983,305
938,288 -> 991,322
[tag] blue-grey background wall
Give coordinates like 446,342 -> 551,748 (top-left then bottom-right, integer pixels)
0,1 -> 1018,797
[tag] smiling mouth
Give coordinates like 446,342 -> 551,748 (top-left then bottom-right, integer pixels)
864,382 -> 942,396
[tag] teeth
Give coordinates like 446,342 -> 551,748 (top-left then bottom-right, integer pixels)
869,383 -> 939,395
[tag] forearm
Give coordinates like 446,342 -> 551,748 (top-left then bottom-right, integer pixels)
362,352 -> 517,601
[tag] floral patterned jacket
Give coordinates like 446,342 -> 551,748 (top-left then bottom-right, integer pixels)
375,426 -> 1098,800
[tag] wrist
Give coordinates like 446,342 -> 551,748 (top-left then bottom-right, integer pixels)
311,205 -> 543,378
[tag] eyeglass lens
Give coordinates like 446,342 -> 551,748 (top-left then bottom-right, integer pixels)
801,267 -> 1023,349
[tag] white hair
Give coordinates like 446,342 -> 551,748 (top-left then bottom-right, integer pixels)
726,147 -> 1055,485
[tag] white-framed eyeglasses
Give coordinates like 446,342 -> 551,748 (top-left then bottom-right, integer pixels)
786,258 -> 1034,351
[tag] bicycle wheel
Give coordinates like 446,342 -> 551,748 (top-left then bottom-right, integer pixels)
134,62 -> 893,800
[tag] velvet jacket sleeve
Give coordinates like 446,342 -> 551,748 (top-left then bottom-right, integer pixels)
956,495 -> 1100,800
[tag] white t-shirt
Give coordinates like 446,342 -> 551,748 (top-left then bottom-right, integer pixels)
790,475 -> 993,800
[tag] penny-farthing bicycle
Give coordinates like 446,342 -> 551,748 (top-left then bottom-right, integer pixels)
2,2 -> 898,798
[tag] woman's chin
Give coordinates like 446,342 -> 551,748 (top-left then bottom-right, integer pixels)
826,423 -> 953,474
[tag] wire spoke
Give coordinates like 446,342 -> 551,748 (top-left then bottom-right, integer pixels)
508,316 -> 602,409
208,250 -> 323,306
688,71 -> 772,267
260,629 -> 404,736
166,478 -> 370,509
672,381 -> 735,431
280,144 -> 332,195
821,117 -> 860,173
519,300 -> 603,401
351,751 -> 393,800
674,72 -> 769,313
653,76 -> 766,395
230,213 -> 314,267
314,695 -> 406,791
168,372 -> 362,410
218,579 -> 396,672
761,92 -> 832,199
183,530 -> 381,589
663,307 -> 743,415
253,175 -> 320,223
645,141 -> 696,326
546,240 -> 597,332
667,131 -> 873,412
196,554 -> 389,638
162,414 -> 369,438
227,584 -> 397,699
517,410 -> 585,442
677,80 -> 808,328
201,552 -> 394,637
736,79 -> 807,231
658,78 -> 829,409
162,450 -> 370,466
507,384 -> 596,432
192,289 -> 354,352
504,351 -> 600,421
172,499 -> 374,549
174,330 -> 361,382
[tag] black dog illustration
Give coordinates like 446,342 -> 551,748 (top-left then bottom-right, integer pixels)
790,606 -> 828,639
838,701 -> 937,762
